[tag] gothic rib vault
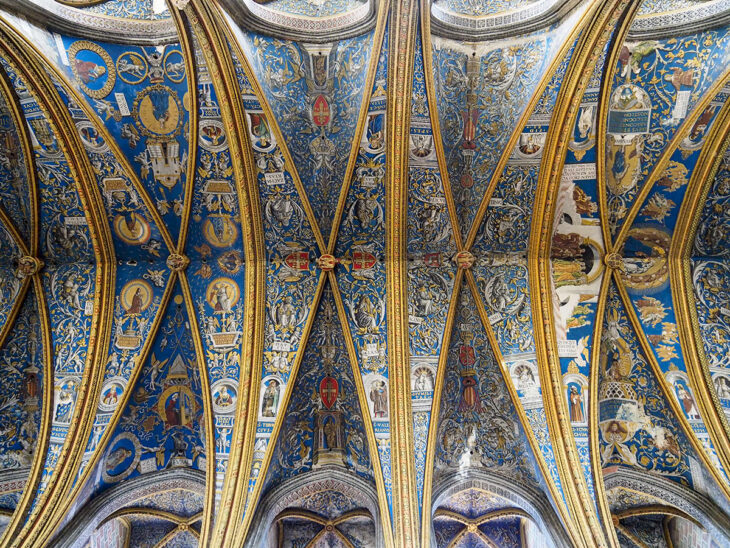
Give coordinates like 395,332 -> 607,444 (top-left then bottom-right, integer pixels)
0,0 -> 730,547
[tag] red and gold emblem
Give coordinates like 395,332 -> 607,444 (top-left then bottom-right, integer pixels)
285,251 -> 310,271
424,253 -> 441,267
319,376 -> 338,409
353,250 -> 376,271
313,95 -> 331,127
459,344 -> 475,368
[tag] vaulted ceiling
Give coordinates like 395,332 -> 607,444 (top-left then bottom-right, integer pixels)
0,1 -> 729,547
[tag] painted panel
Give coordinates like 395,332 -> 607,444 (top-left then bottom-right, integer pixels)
694,149 -> 730,258
0,85 -> 31,244
0,289 -> 43,479
56,38 -> 191,245
598,281 -> 695,487
473,37 -> 577,255
434,0 -> 540,16
135,488 -> 204,518
623,259 -> 728,481
630,87 -> 728,247
0,223 -> 21,335
241,31 -> 373,241
261,285 -> 374,492
0,58 -> 95,264
604,29 -> 730,237
261,0 -> 367,17
81,0 -> 170,20
76,261 -> 170,482
431,14 -> 578,242
92,283 -> 205,496
473,257 -> 535,356
433,284 -> 539,486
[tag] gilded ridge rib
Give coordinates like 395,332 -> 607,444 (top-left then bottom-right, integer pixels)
183,2 -> 266,545
0,18 -> 115,548
385,0 -> 420,545
529,2 -> 635,547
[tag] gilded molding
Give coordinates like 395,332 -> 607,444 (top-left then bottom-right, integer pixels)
2,276 -> 54,546
528,1 -> 635,547
0,278 -> 30,350
670,102 -> 730,488
0,18 -> 116,548
183,3 -> 267,545
587,273 -> 619,546
385,0 -> 420,545
0,63 -> 38,255
613,505 -> 701,527
0,208 -> 28,257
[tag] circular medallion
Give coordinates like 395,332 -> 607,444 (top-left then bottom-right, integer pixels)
114,213 -> 151,245
206,277 -> 240,313
120,279 -> 153,314
102,432 -> 141,483
75,120 -> 109,153
134,85 -> 183,138
203,217 -> 238,248
68,40 -> 116,99
211,380 -> 238,415
199,119 -> 227,152
99,377 -> 126,412
157,385 -> 196,428
217,250 -> 243,274
164,49 -> 186,83
116,52 -> 148,85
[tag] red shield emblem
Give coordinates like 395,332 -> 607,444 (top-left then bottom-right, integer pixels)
319,376 -> 338,409
313,95 -> 331,127
459,345 -> 475,368
285,252 -> 309,271
353,251 -> 376,270
424,253 -> 441,267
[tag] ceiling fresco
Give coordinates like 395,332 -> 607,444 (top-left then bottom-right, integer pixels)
0,0 -> 729,547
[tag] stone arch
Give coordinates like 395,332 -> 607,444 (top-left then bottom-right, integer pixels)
431,469 -> 572,548
246,466 -> 383,548
50,468 -> 205,547
604,467 -> 730,545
